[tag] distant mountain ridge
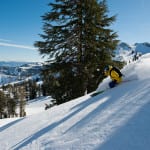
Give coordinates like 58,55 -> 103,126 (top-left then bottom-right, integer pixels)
117,42 -> 150,53
114,42 -> 150,62
134,42 -> 150,54
0,61 -> 43,85
0,61 -> 31,67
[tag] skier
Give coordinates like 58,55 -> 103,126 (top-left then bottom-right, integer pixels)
104,65 -> 123,88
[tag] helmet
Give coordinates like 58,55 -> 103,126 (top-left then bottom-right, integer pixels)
104,65 -> 110,72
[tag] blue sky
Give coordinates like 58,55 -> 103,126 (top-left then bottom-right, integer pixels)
108,0 -> 150,44
0,0 -> 50,62
0,0 -> 150,62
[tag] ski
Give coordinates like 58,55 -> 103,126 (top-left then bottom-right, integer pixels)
91,78 -> 137,97
90,90 -> 105,97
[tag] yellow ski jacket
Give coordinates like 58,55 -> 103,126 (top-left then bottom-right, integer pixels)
104,66 -> 122,83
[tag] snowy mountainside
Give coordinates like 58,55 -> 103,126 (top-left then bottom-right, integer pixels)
135,42 -> 150,54
0,61 -> 28,67
117,42 -> 132,51
0,61 -> 43,85
114,42 -> 150,63
0,53 -> 150,150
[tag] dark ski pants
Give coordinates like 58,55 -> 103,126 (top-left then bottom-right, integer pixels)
109,80 -> 118,88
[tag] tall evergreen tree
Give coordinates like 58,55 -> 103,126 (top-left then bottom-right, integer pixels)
35,0 -> 118,104
0,91 -> 6,118
6,97 -> 17,118
18,86 -> 26,117
28,80 -> 37,100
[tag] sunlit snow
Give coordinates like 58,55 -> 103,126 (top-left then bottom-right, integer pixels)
0,53 -> 150,150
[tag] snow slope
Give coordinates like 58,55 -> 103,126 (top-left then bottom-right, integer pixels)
0,54 -> 150,150
114,42 -> 150,63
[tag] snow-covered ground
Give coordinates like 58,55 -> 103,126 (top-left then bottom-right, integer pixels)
0,54 -> 150,150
